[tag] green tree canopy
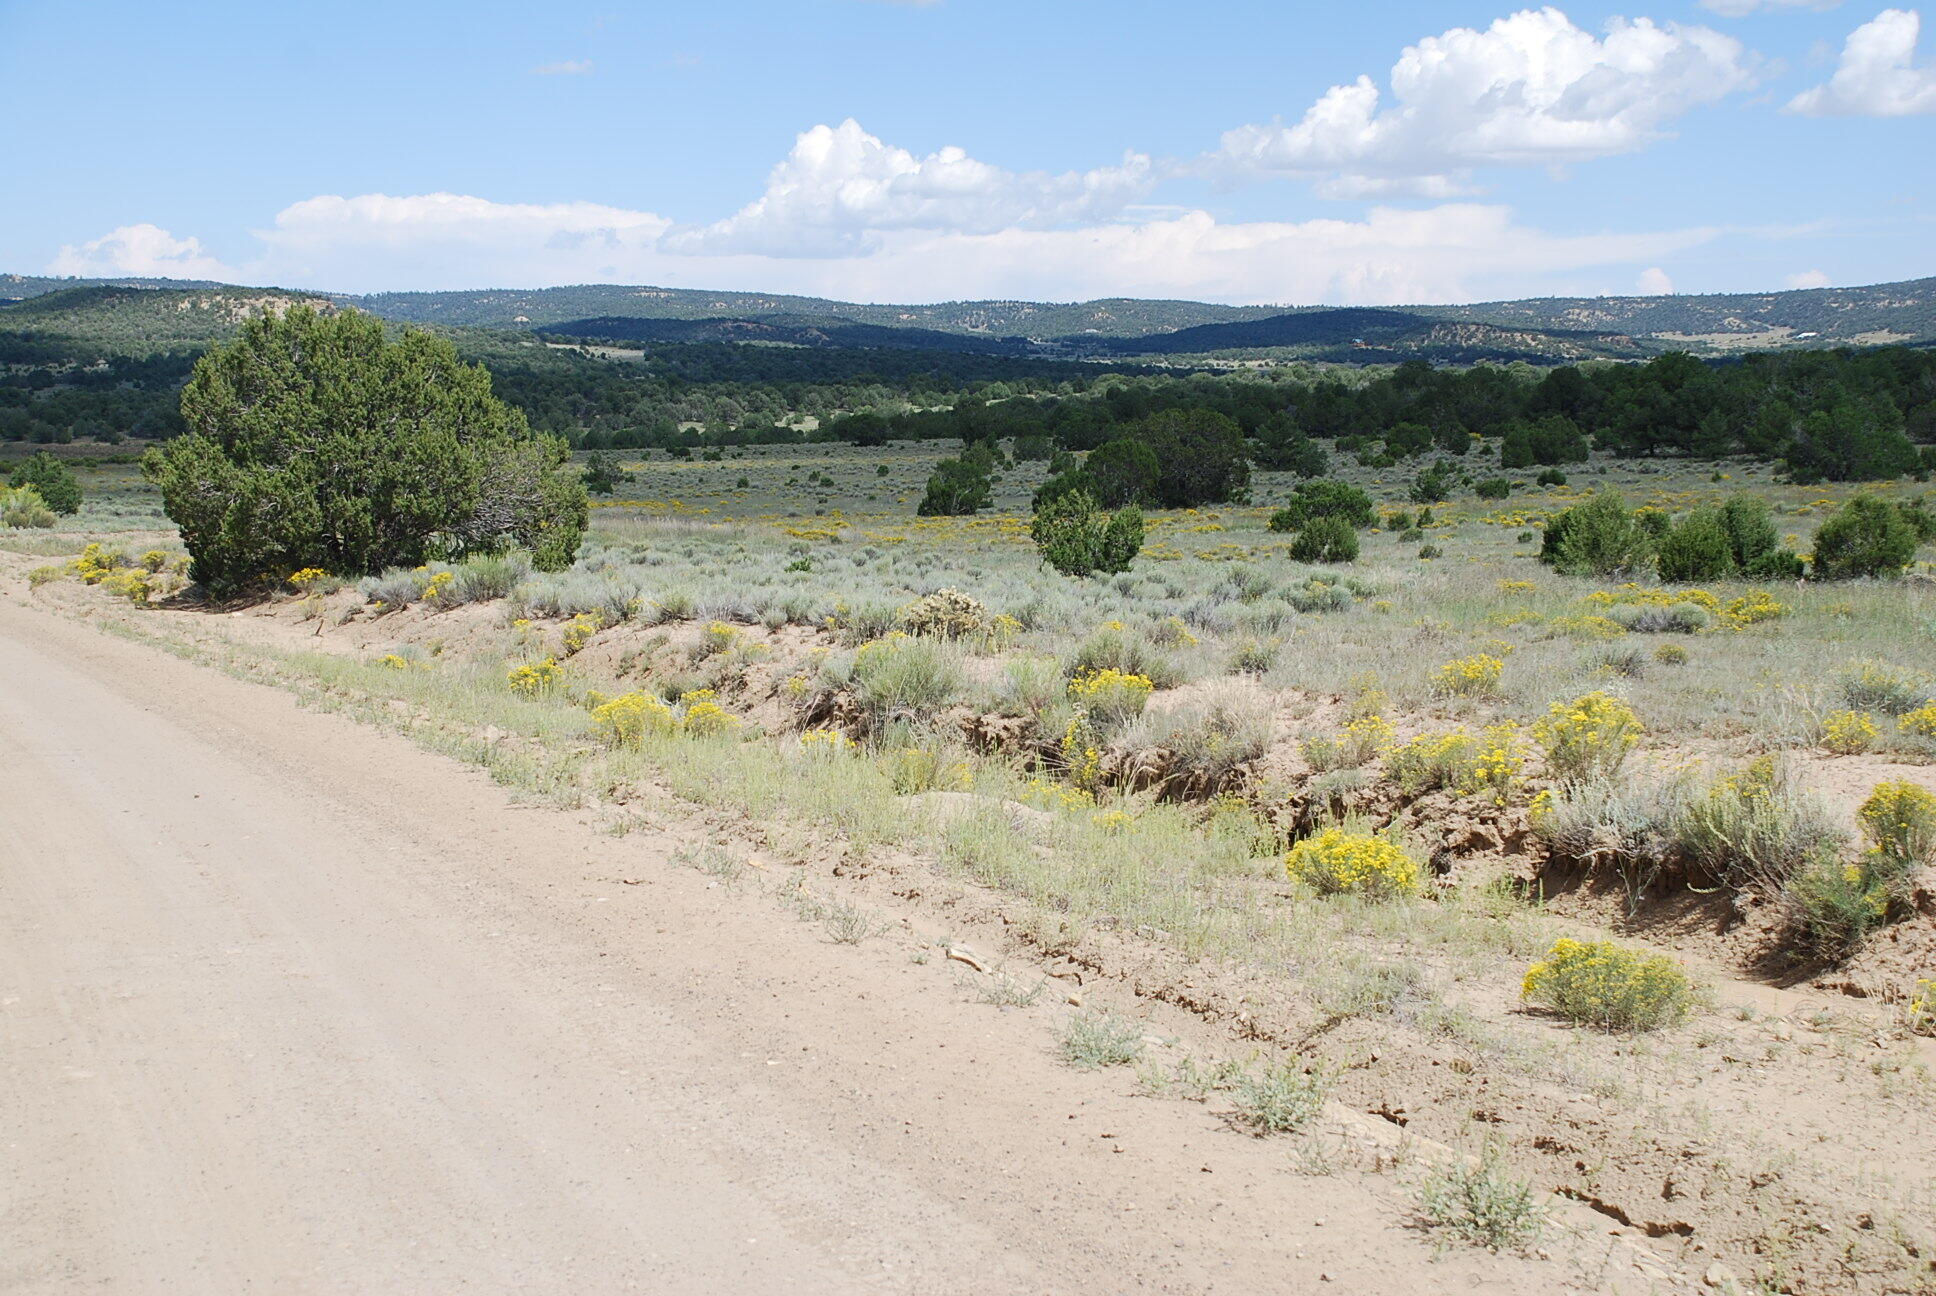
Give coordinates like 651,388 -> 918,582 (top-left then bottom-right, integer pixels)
145,307 -> 586,596
7,451 -> 82,515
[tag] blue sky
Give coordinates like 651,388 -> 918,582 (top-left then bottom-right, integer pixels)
2,0 -> 1932,304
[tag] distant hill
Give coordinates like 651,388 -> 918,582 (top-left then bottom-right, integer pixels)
4,271 -> 1932,361
0,284 -> 330,355
540,314 -> 1037,355
1427,278 -> 1936,350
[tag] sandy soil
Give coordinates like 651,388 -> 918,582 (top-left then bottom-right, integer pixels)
0,593 -> 1677,1294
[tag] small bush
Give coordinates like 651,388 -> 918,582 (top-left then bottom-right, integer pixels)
1120,687 -> 1270,786
507,658 -> 562,695
1302,714 -> 1393,772
1431,652 -> 1503,697
1654,642 -> 1688,665
1474,477 -> 1512,500
1535,468 -> 1567,487
1840,661 -> 1931,717
1813,494 -> 1918,580
1269,479 -> 1374,530
900,587 -> 988,639
591,691 -> 677,744
1230,1060 -> 1333,1135
1535,691 -> 1642,784
1539,492 -> 1652,578
1521,937 -> 1693,1030
1788,852 -> 1913,956
852,632 -> 964,721
1899,704 -> 1936,739
0,483 -> 57,529
1066,624 -> 1179,688
1820,709 -> 1880,755
1068,667 -> 1155,725
1031,489 -> 1143,578
1288,516 -> 1359,563
1858,780 -> 1936,866
1285,828 -> 1420,898
1060,1010 -> 1145,1069
1414,1143 -> 1550,1253
1675,756 -> 1847,894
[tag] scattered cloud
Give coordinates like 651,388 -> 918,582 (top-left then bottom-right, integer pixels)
1700,0 -> 1840,15
669,119 -> 1155,257
1787,9 -> 1936,114
1211,7 -> 1757,195
1786,267 -> 1832,287
58,189 -> 1729,307
48,223 -> 234,279
1637,266 -> 1675,294
532,59 -> 593,76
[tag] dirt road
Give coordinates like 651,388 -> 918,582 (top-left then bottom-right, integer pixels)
0,595 -> 1640,1294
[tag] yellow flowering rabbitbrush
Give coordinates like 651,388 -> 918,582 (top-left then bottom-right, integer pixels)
1535,691 -> 1642,784
1522,937 -> 1692,1031
507,658 -> 562,696
1068,667 -> 1155,723
1858,781 -> 1936,865
1821,710 -> 1879,756
1432,653 -> 1504,697
1285,829 -> 1420,899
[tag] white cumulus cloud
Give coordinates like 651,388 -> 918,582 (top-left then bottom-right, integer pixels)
1786,268 -> 1832,287
669,119 -> 1155,256
1787,8 -> 1936,114
1212,7 -> 1757,194
48,223 -> 235,279
1637,266 -> 1675,294
253,192 -> 673,286
55,190 -> 1724,306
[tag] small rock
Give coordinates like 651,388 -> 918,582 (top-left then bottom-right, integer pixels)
1703,1261 -> 1742,1293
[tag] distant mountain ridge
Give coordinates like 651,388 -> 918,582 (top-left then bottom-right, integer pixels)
5,272 -> 1933,361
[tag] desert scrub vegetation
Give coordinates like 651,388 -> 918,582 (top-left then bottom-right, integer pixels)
1284,828 -> 1420,899
1520,938 -> 1694,1031
1228,1059 -> 1334,1135
1413,1143 -> 1550,1253
1059,1010 -> 1146,1069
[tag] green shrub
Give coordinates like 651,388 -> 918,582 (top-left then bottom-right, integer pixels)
1655,508 -> 1737,582
1060,1010 -> 1145,1068
0,484 -> 56,529
917,447 -> 994,516
1539,492 -> 1652,578
1474,477 -> 1512,500
1788,853 -> 1912,956
1812,494 -> 1918,579
1288,516 -> 1359,562
1066,624 -> 1179,688
1409,460 -> 1457,504
1030,489 -> 1143,578
1674,756 -> 1847,894
1535,468 -> 1567,487
1268,479 -> 1374,531
1230,1060 -> 1333,1135
1414,1143 -> 1550,1252
1083,438 -> 1160,507
8,451 -> 82,515
851,633 -> 964,721
1858,780 -> 1936,867
145,307 -> 585,595
1521,937 -> 1693,1030
1126,409 -> 1250,507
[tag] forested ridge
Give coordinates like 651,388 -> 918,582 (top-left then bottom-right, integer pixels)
4,282 -> 1933,485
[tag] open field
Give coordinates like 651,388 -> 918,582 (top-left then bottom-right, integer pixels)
6,442 -> 1936,1294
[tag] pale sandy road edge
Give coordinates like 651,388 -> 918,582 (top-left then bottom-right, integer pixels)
0,586 -> 1689,1294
